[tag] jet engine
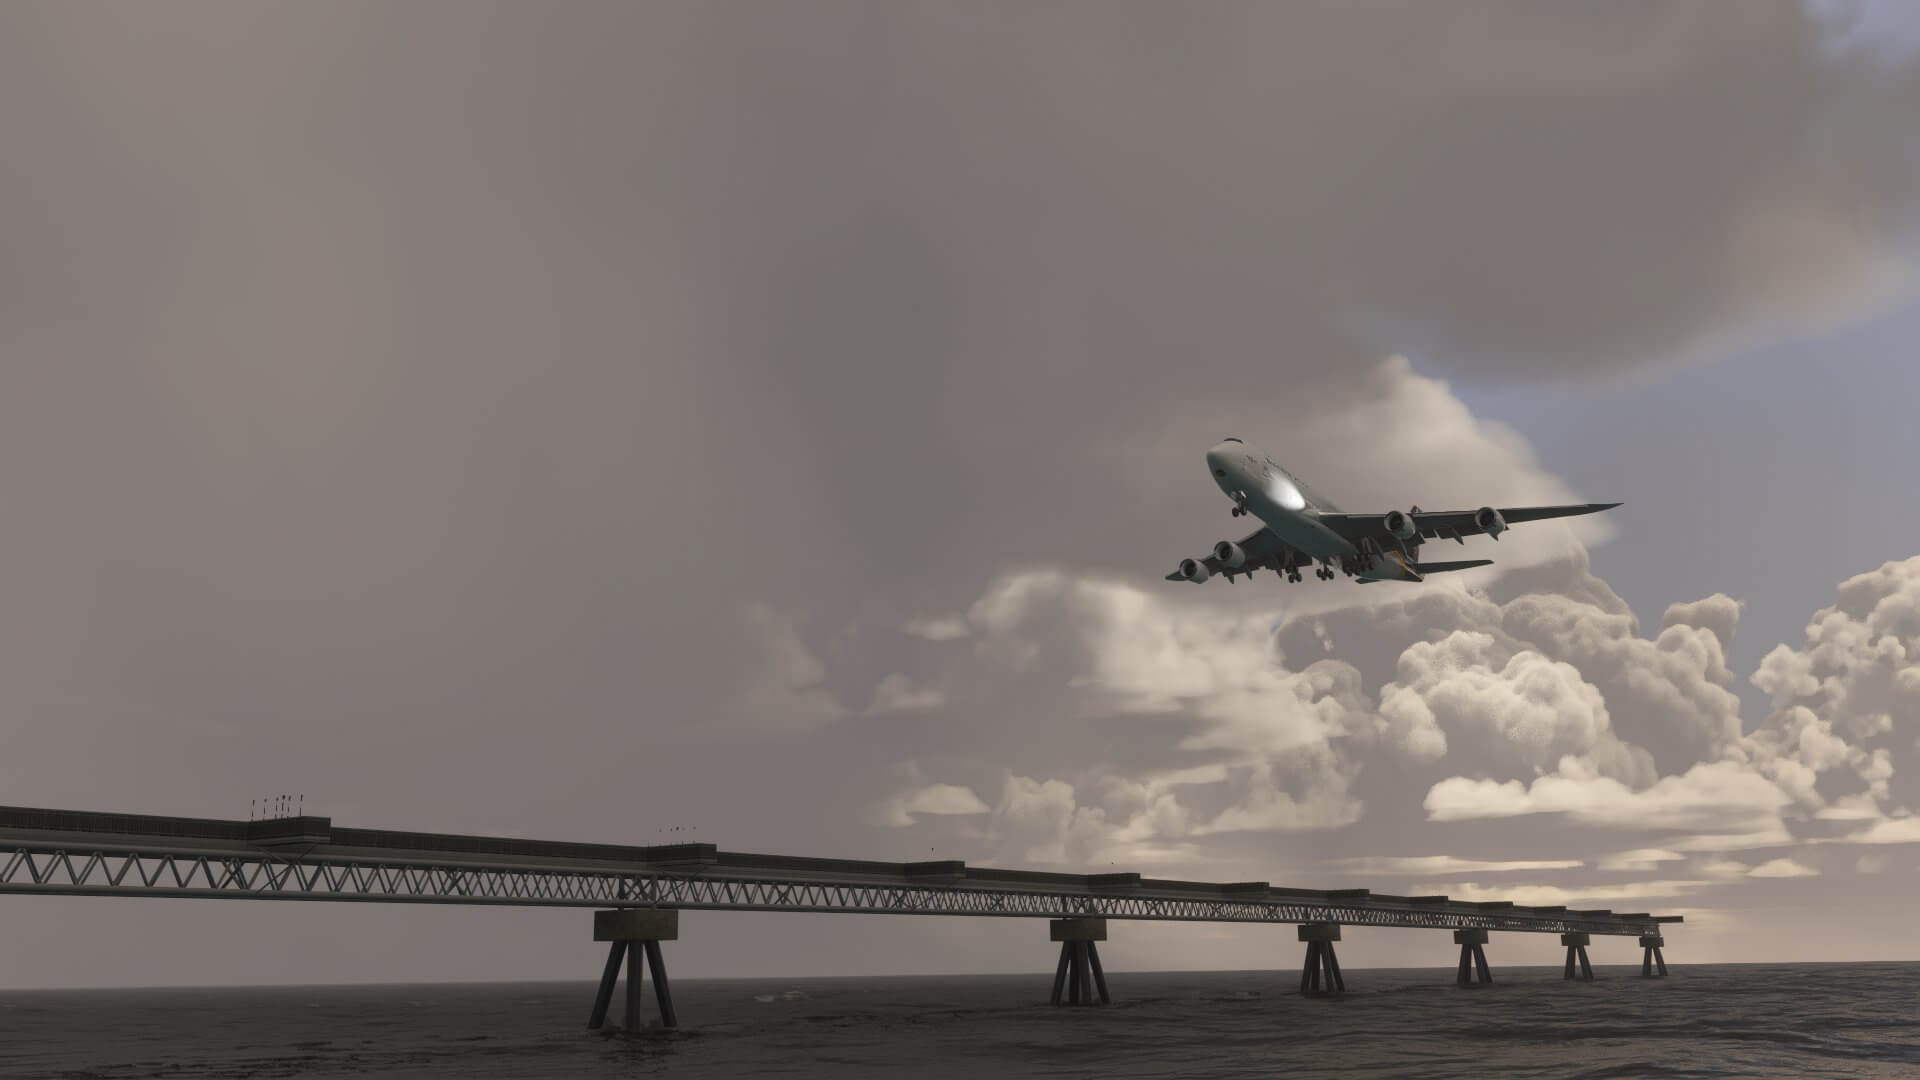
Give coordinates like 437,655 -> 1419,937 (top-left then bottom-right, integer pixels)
1474,506 -> 1506,539
1212,540 -> 1247,568
1383,509 -> 1418,540
1178,557 -> 1211,583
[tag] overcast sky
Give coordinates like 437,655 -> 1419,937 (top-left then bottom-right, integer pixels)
4,1 -> 1920,988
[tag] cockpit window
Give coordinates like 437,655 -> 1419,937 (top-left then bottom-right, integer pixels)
1221,437 -> 1242,443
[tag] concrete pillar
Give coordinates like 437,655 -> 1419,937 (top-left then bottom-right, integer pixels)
1298,923 -> 1344,995
1453,928 -> 1492,986
1560,932 -> 1594,981
1639,934 -> 1668,977
588,909 -> 680,1030
1049,918 -> 1109,1006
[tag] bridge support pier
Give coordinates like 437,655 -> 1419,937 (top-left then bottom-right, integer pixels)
587,909 -> 679,1031
1453,929 -> 1492,986
1561,932 -> 1594,981
1640,935 -> 1668,977
1298,923 -> 1344,994
1049,918 -> 1109,1005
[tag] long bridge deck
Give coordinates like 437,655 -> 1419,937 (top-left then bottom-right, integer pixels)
0,805 -> 1676,936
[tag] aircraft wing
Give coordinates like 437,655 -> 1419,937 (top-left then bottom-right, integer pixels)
1315,503 -> 1620,545
1163,526 -> 1308,581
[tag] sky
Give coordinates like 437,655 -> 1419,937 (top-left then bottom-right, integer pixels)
3,1 -> 1920,988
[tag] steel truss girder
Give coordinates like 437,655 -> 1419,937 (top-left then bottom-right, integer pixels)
0,843 -> 1657,936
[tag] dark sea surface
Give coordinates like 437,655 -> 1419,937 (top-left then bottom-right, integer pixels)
5,964 -> 1917,1079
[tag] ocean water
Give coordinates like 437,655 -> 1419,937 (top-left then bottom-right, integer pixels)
4,964 -> 1917,1079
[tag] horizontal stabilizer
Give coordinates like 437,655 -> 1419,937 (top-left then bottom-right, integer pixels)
1414,559 -> 1494,575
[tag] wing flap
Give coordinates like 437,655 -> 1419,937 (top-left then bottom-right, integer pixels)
1413,559 -> 1494,575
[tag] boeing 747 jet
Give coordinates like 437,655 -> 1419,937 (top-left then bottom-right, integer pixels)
1166,438 -> 1619,585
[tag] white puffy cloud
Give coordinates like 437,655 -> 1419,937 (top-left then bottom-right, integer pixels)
1831,816 -> 1920,845
903,616 -> 970,641
1423,757 -> 1792,837
988,775 -> 1120,865
1379,630 -> 1651,782
1696,856 -> 1751,880
1747,857 -> 1818,878
866,673 -> 946,714
1662,594 -> 1743,656
1499,591 -> 1745,764
725,605 -> 847,733
874,782 -> 992,827
1332,855 -> 1582,875
1742,556 -> 1920,835
1596,848 -> 1686,872
1413,880 -> 1717,907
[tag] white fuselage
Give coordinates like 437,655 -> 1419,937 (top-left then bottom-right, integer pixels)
1206,439 -> 1358,565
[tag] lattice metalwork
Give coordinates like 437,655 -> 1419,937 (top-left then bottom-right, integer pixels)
0,841 -> 1660,936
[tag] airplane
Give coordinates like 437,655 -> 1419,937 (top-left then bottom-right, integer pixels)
1166,437 -> 1619,585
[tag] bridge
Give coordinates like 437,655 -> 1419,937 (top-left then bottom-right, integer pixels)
1,805 -> 1680,1028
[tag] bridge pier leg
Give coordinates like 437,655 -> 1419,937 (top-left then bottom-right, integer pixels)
1561,933 -> 1594,981
1452,929 -> 1491,985
1298,923 -> 1344,995
1049,919 -> 1108,1005
588,942 -> 626,1029
1640,935 -> 1668,977
588,909 -> 679,1030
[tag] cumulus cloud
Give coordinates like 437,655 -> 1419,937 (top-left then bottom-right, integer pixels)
1663,594 -> 1743,655
989,776 -> 1118,865
1332,855 -> 1582,876
1746,557 -> 1920,831
904,533 -> 1909,900
1423,758 -> 1793,835
1413,880 -> 1718,907
874,782 -> 992,828
1498,590 -> 1745,767
1379,630 -> 1652,783
903,616 -> 970,642
726,605 -> 848,733
866,673 -> 946,714
1748,857 -> 1819,878
1596,849 -> 1687,873
1832,817 -> 1920,845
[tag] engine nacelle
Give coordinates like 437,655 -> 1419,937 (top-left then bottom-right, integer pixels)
1383,509 -> 1417,541
1212,540 -> 1247,568
1178,557 -> 1211,583
1474,506 -> 1507,539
